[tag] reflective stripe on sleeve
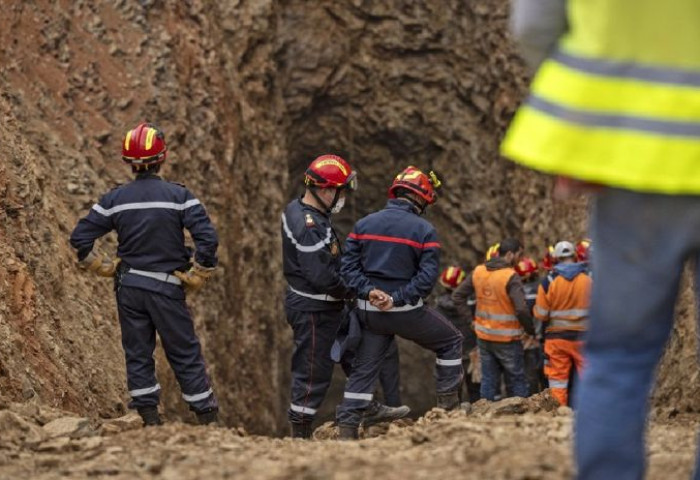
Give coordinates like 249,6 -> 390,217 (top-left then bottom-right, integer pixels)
182,388 -> 213,403
281,213 -> 332,253
129,384 -> 161,397
290,404 -> 317,415
92,199 -> 201,217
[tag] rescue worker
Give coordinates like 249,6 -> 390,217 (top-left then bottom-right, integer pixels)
282,155 -> 405,439
534,241 -> 591,406
516,256 -> 546,395
501,3 -> 700,476
70,123 -> 219,426
336,166 -> 463,440
452,239 -> 536,400
435,266 -> 480,402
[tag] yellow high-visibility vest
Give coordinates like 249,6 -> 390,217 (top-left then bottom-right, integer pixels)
501,0 -> 700,194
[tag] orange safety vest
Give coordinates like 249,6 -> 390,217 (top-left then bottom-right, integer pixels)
472,265 -> 523,342
534,273 -> 591,334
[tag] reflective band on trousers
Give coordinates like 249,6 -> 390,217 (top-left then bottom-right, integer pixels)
549,318 -> 588,329
356,298 -> 424,312
548,379 -> 568,389
128,268 -> 182,286
528,94 -> 700,139
344,392 -> 373,401
436,358 -> 462,367
182,388 -> 213,403
290,404 -> 317,415
475,310 -> 518,322
130,383 -> 161,397
288,286 -> 342,302
475,324 -> 522,337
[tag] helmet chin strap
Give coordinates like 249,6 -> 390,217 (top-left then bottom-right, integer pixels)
310,187 -> 341,214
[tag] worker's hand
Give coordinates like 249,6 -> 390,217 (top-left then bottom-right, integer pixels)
375,296 -> 394,311
521,334 -> 539,350
79,250 -> 121,278
369,289 -> 389,306
467,348 -> 482,384
173,262 -> 215,294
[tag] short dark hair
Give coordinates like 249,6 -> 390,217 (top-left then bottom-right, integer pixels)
498,238 -> 523,256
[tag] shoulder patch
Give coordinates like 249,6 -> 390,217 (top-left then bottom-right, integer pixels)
305,214 -> 315,228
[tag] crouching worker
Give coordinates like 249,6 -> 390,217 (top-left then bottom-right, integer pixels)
336,167 -> 464,440
70,123 -> 219,426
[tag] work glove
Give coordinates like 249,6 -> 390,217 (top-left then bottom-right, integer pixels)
467,347 -> 482,384
173,262 -> 215,294
79,250 -> 120,277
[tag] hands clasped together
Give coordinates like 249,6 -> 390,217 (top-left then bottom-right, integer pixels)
368,289 -> 394,311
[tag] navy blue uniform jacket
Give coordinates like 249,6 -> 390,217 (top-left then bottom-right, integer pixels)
70,174 -> 218,299
281,198 -> 350,312
341,199 -> 441,307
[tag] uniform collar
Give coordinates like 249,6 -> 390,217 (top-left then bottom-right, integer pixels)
298,197 -> 330,218
135,173 -> 162,181
385,198 -> 418,214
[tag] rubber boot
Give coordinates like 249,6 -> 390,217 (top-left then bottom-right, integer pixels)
137,406 -> 163,427
361,401 -> 410,427
338,425 -> 359,440
290,422 -> 313,439
196,408 -> 219,425
436,391 -> 460,411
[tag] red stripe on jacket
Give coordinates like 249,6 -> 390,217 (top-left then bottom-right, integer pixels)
348,233 -> 441,249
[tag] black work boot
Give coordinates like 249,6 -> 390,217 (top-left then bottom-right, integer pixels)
436,391 -> 460,411
361,401 -> 410,428
196,408 -> 219,425
137,406 -> 163,427
290,422 -> 313,439
337,425 -> 359,440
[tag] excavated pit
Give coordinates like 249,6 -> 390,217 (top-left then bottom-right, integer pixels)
0,0 -> 697,447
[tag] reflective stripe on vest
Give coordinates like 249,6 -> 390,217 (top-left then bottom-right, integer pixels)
501,0 -> 700,194
472,265 -> 523,342
548,318 -> 588,331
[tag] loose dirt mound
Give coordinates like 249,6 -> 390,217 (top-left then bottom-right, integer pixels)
0,394 -> 696,480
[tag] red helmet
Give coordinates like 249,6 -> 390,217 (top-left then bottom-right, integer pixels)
485,243 -> 500,261
388,166 -> 441,205
304,155 -> 357,191
515,257 -> 538,278
540,245 -> 556,271
122,123 -> 167,167
439,266 -> 466,289
576,238 -> 592,262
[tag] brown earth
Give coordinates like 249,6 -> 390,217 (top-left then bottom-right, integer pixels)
0,0 -> 698,475
0,393 -> 697,480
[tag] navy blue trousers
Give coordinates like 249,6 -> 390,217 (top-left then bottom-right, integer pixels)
116,286 -> 217,413
337,306 -> 463,427
287,308 -> 402,424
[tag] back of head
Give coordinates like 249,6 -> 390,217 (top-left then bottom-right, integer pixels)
498,238 -> 523,256
553,240 -> 576,261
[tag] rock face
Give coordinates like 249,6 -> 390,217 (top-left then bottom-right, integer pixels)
0,0 -> 695,436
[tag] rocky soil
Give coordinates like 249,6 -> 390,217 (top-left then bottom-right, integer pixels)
0,392 -> 696,480
0,0 -> 697,471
